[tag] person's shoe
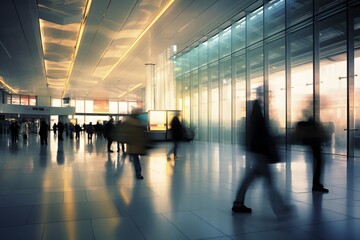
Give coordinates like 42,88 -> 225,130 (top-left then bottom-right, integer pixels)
136,175 -> 144,180
108,150 -> 114,153
232,204 -> 252,213
312,185 -> 329,193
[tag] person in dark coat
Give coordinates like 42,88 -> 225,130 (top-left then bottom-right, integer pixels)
115,120 -> 125,152
9,121 -> 20,142
87,122 -> 94,140
295,117 -> 329,193
75,123 -> 81,140
39,120 -> 49,145
104,117 -> 115,152
167,112 -> 183,159
57,121 -> 64,141
232,92 -> 292,218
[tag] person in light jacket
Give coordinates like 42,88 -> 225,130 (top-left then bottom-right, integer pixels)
123,109 -> 147,179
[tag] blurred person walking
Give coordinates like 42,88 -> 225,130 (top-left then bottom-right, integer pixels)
123,109 -> 147,179
20,120 -> 29,143
87,122 -> 94,141
9,121 -> 20,143
39,120 -> 49,145
232,89 -> 293,218
295,117 -> 329,193
104,117 -> 115,152
167,112 -> 183,159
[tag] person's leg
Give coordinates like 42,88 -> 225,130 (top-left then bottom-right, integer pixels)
108,140 -> 113,152
311,144 -> 328,192
174,140 -> 179,157
132,155 -> 143,179
232,165 -> 257,213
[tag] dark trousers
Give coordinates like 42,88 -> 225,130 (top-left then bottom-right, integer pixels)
130,154 -> 142,177
234,153 -> 286,215
107,139 -> 113,151
168,140 -> 179,156
311,143 -> 323,187
40,137 -> 47,145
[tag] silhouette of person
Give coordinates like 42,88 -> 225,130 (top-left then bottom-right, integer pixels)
232,89 -> 292,218
295,117 -> 329,193
87,122 -> 94,140
39,120 -> 49,145
20,120 -> 29,143
9,121 -> 20,142
57,121 -> 64,141
53,123 -> 57,136
104,117 -> 115,152
167,112 -> 183,159
115,120 -> 125,153
74,123 -> 81,140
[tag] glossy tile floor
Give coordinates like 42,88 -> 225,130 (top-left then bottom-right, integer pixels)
0,132 -> 360,240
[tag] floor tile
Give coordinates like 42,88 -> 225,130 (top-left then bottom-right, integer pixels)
0,133 -> 359,239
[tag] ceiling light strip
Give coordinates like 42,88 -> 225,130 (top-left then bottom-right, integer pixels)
102,0 -> 175,81
0,76 -> 18,94
62,0 -> 93,98
118,83 -> 143,98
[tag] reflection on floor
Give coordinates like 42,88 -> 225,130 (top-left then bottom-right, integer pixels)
0,132 -> 359,240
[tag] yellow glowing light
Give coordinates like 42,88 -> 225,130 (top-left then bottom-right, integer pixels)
102,0 -> 175,80
0,76 -> 18,94
118,83 -> 143,98
62,0 -> 93,98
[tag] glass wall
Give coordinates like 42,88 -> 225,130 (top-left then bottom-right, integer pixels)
174,0 -> 360,158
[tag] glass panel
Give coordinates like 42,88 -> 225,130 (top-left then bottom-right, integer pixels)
29,96 -> 36,106
181,52 -> 190,74
267,37 -> 286,145
183,74 -> 191,128
233,52 -> 246,144
176,77 -> 183,110
199,42 -> 208,67
220,27 -> 231,58
232,18 -> 246,52
290,26 -> 313,132
21,95 -> 29,105
199,66 -> 208,141
319,11 -> 347,155
354,4 -> 360,156
11,95 -> 20,105
287,0 -> 313,27
220,57 -> 232,143
93,100 -> 109,113
6,94 -> 11,104
318,0 -> 344,12
76,100 -> 85,113
190,46 -> 198,71
118,102 -> 128,114
247,7 -> 263,46
208,34 -> 219,63
85,100 -> 93,113
52,98 -> 61,107
191,70 -> 199,139
265,0 -> 285,37
209,62 -> 219,141
249,46 -> 264,99
109,101 -> 118,114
